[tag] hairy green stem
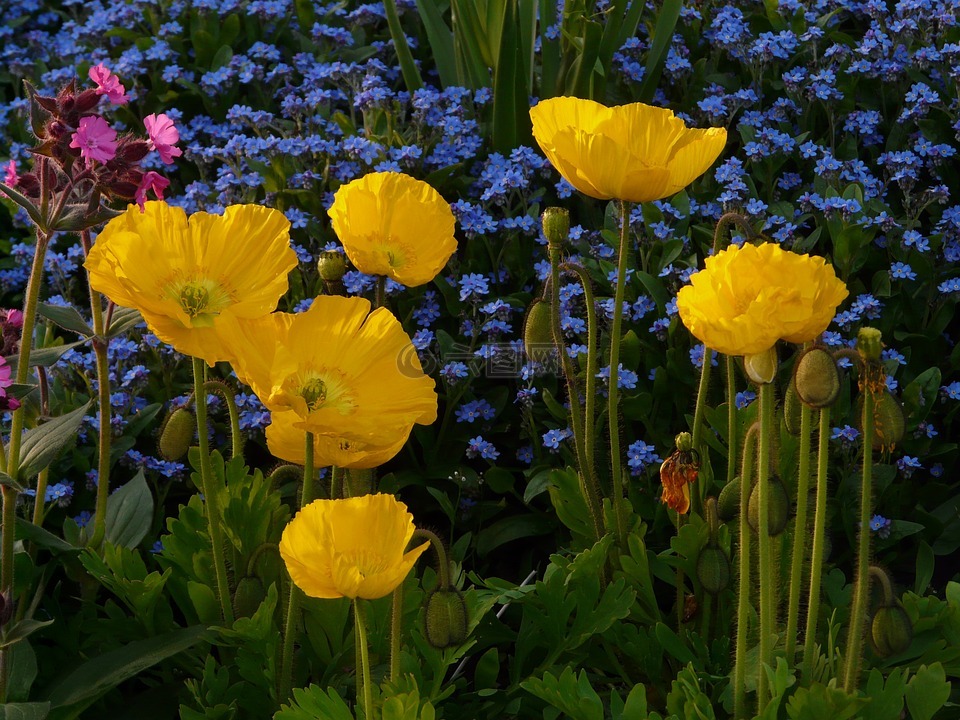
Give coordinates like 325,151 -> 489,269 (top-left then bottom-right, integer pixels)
547,244 -> 602,544
390,584 -> 403,682
192,358 -> 235,625
785,402 -> 813,663
607,201 -> 632,544
355,599 -> 374,719
690,349 -> 713,517
802,408 -> 830,678
843,388 -> 873,692
734,423 -> 758,719
202,380 -> 244,461
726,355 -> 737,486
1,228 -> 50,702
279,432 -> 316,700
757,383 -> 775,708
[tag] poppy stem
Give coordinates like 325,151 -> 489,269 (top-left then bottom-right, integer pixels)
690,346 -> 713,518
354,599 -> 375,719
785,401 -> 814,665
201,380 -> 244,461
802,407 -> 830,678
374,275 -> 386,309
756,382 -> 775,710
192,357 -> 235,626
733,422 -> 758,720
390,583 -> 403,682
607,201 -> 633,545
279,432 -> 316,700
843,379 -> 874,692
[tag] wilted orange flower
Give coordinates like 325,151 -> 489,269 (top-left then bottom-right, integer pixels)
84,201 -> 296,364
529,97 -> 726,203
328,172 -> 457,287
660,448 -> 700,514
676,243 -> 849,356
280,493 -> 430,600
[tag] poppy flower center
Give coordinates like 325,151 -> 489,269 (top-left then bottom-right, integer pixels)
380,239 -> 414,269
341,549 -> 391,579
295,369 -> 356,415
162,274 -> 233,328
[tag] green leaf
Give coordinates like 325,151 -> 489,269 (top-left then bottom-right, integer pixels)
1,703 -> 51,720
492,0 -> 529,151
38,303 -> 93,336
15,517 -> 78,554
105,306 -> 143,339
0,471 -> 24,493
905,663 -> 951,720
15,403 -> 91,481
103,470 -> 154,549
521,667 -> 604,720
274,685 -> 355,720
4,342 -> 83,375
915,541 -> 934,595
654,622 -> 694,664
414,0 -> 458,87
901,367 -> 941,428
7,640 -> 38,702
638,0 -> 682,102
475,512 -> 554,556
44,626 -> 209,710
0,618 -> 54,650
785,682 -> 868,719
861,668 -> 905,720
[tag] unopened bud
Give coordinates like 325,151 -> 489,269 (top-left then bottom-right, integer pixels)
424,587 -> 468,649
523,298 -> 555,361
158,407 -> 195,461
864,391 -> 905,452
871,605 -> 912,657
857,327 -> 883,363
317,251 -> 347,282
233,576 -> 266,618
784,379 -> 803,435
717,478 -> 740,522
748,474 -> 789,536
542,207 -> 569,249
696,546 -> 731,595
744,346 -> 778,385
794,347 -> 840,408
675,432 -> 693,453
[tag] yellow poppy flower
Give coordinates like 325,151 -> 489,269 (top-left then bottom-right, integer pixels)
224,295 -> 437,442
328,172 -> 457,287
266,410 -> 408,469
529,97 -> 727,203
279,493 -> 430,600
676,243 -> 849,356
84,201 -> 296,365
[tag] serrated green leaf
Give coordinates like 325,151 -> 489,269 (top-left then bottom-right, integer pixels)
905,663 -> 951,720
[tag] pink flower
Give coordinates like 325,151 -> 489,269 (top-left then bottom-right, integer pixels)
69,116 -> 118,167
89,64 -> 129,105
143,113 -> 182,165
4,310 -> 23,328
0,357 -> 13,391
135,171 -> 170,211
3,159 -> 18,187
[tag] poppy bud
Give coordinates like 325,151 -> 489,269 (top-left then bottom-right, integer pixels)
871,605 -> 912,657
233,576 -> 266,618
784,378 -> 803,435
696,546 -> 731,595
868,391 -> 905,452
523,298 -> 555,361
542,207 -> 569,249
748,474 -> 789,536
424,587 -> 468,649
744,346 -> 778,385
794,346 -> 840,408
317,251 -> 347,282
717,478 -> 740,522
856,327 -> 883,363
158,407 -> 195,461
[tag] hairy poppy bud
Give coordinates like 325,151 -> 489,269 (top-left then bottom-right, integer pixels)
158,407 -> 194,461
871,604 -> 912,657
717,478 -> 740,522
867,391 -> 905,452
697,546 -> 731,595
542,207 -> 569,249
784,379 -> 803,435
424,588 -> 468,649
794,347 -> 840,409
744,346 -> 778,385
317,251 -> 346,283
523,298 -> 555,361
748,474 -> 789,536
857,327 -> 883,363
233,576 -> 266,618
